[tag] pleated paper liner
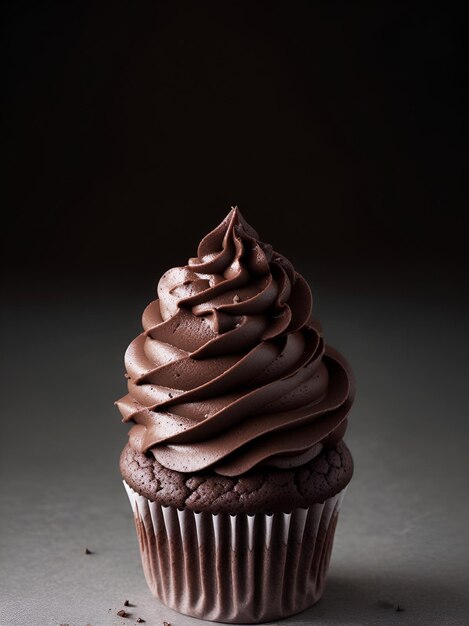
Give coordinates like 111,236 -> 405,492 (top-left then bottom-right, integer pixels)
124,481 -> 346,624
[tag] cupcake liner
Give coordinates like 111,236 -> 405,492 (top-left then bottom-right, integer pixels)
124,481 -> 346,624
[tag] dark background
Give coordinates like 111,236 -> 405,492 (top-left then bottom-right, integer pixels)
3,1 -> 467,283
2,3 -> 469,625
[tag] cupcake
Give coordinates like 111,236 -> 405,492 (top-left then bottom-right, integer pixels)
117,207 -> 355,623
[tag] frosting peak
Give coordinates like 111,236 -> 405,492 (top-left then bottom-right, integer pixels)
117,208 -> 354,476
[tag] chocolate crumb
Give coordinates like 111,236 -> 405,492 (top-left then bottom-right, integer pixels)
396,605 -> 405,612
84,548 -> 92,554
117,609 -> 129,617
163,622 -> 171,626
136,619 -> 145,623
378,600 -> 394,609
123,600 -> 130,607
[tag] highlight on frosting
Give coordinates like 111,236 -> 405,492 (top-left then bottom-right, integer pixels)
117,207 -> 355,476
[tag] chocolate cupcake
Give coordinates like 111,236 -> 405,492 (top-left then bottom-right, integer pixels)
117,207 -> 355,623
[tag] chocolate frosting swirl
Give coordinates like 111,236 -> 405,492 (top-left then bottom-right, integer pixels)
117,208 -> 355,476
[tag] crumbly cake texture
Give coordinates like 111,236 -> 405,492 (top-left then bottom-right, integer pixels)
120,440 -> 353,515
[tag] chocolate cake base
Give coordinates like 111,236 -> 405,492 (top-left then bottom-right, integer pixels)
121,442 -> 353,622
120,440 -> 353,515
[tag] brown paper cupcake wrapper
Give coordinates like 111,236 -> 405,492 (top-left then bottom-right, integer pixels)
124,481 -> 346,624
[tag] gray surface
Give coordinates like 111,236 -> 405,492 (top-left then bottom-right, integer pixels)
1,263 -> 469,626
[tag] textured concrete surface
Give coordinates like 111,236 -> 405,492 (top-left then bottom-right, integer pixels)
1,264 -> 468,626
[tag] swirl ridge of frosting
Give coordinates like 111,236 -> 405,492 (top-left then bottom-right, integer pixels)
117,207 -> 355,476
